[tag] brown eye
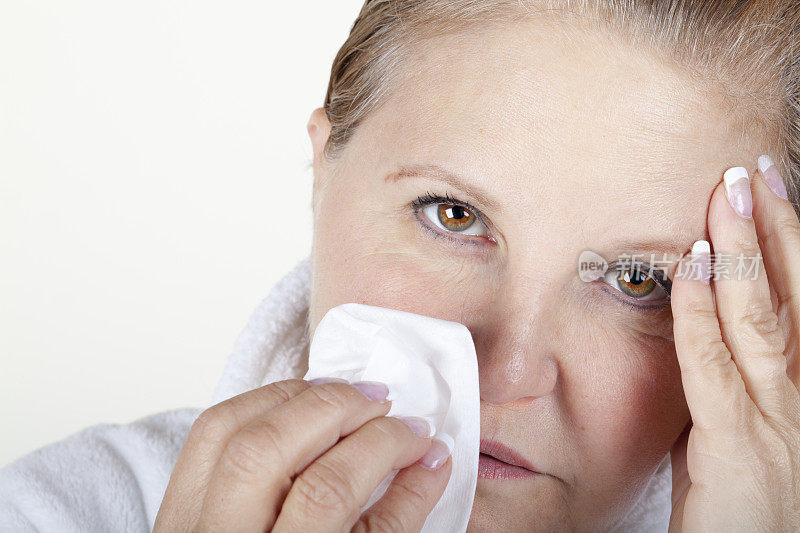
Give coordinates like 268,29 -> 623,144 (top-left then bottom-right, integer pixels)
416,198 -> 489,238
437,203 -> 476,231
617,268 -> 656,298
602,264 -> 668,302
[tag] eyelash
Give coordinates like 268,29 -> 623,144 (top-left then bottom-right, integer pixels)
410,191 -> 491,246
409,192 -> 672,313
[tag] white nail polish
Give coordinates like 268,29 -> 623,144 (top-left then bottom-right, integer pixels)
723,166 -> 749,190
691,240 -> 711,284
422,417 -> 437,438
385,384 -> 398,402
691,240 -> 710,257
435,432 -> 455,454
758,154 -> 790,200
758,154 -> 775,174
723,167 -> 753,218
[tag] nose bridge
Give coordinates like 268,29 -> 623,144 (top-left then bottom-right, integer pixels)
475,263 -> 561,405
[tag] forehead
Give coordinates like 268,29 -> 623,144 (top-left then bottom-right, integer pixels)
352,16 -> 769,253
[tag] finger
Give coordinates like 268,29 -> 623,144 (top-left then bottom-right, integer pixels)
671,243 -> 760,433
354,456 -> 453,533
158,378 -> 312,528
752,155 -> 800,386
668,420 -> 691,533
710,168 -> 794,419
273,417 -> 437,532
199,381 -> 395,531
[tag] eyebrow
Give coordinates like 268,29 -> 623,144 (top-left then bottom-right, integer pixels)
385,163 -> 501,212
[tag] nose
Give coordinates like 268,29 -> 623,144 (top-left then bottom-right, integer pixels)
470,274 -> 560,406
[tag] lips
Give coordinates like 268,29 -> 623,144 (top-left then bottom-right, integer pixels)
478,439 -> 545,480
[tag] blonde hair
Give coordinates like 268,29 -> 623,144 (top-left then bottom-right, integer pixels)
321,0 -> 800,214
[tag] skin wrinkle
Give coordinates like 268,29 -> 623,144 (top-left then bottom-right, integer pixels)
393,29 -> 745,222
307,14 -> 772,533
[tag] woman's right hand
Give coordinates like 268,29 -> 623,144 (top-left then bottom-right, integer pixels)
153,378 -> 452,532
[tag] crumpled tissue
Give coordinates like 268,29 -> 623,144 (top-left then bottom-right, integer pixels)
303,302 -> 480,532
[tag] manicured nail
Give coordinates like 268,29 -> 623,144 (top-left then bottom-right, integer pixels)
397,416 -> 434,438
351,381 -> 394,403
308,377 -> 348,385
385,385 -> 398,402
723,167 -> 753,218
691,240 -> 711,285
758,155 -> 789,200
419,433 -> 453,470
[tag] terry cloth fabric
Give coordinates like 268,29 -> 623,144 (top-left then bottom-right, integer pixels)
0,254 -> 673,531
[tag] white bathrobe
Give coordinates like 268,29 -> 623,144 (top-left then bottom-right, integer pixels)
0,255 -> 673,531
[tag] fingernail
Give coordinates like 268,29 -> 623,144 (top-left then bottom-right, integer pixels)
691,240 -> 711,285
397,416 -> 434,438
758,155 -> 789,200
351,380 -> 394,403
419,433 -> 453,470
308,377 -> 348,385
723,167 -> 753,218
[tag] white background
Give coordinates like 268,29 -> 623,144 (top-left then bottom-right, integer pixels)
0,0 -> 364,467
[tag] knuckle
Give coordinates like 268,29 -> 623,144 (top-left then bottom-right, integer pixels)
188,380 -> 308,448
222,420 -> 284,479
729,234 -> 761,257
223,392 -> 254,422
306,383 -> 352,414
736,303 -> 782,338
189,406 -> 233,446
292,459 -> 358,518
732,305 -> 787,358
681,299 -> 718,322
355,510 -> 405,533
392,478 -> 431,510
367,416 -> 406,441
690,338 -> 733,371
222,437 -> 265,479
262,379 -> 307,404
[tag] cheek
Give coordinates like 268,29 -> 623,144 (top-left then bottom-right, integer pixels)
565,319 -> 687,483
311,226 -> 491,333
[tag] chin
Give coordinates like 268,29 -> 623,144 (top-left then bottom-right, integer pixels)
466,476 -> 575,532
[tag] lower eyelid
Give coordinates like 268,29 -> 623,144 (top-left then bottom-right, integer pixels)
598,284 -> 670,312
412,211 -> 495,264
413,208 -> 484,247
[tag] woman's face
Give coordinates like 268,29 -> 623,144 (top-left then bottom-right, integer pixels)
305,16 -> 773,531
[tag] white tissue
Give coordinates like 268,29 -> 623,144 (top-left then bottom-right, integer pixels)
302,302 -> 480,532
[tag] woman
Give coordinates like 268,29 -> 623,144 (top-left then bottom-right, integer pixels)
3,0 -> 800,531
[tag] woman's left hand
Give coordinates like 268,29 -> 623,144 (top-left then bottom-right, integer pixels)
668,158 -> 800,532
